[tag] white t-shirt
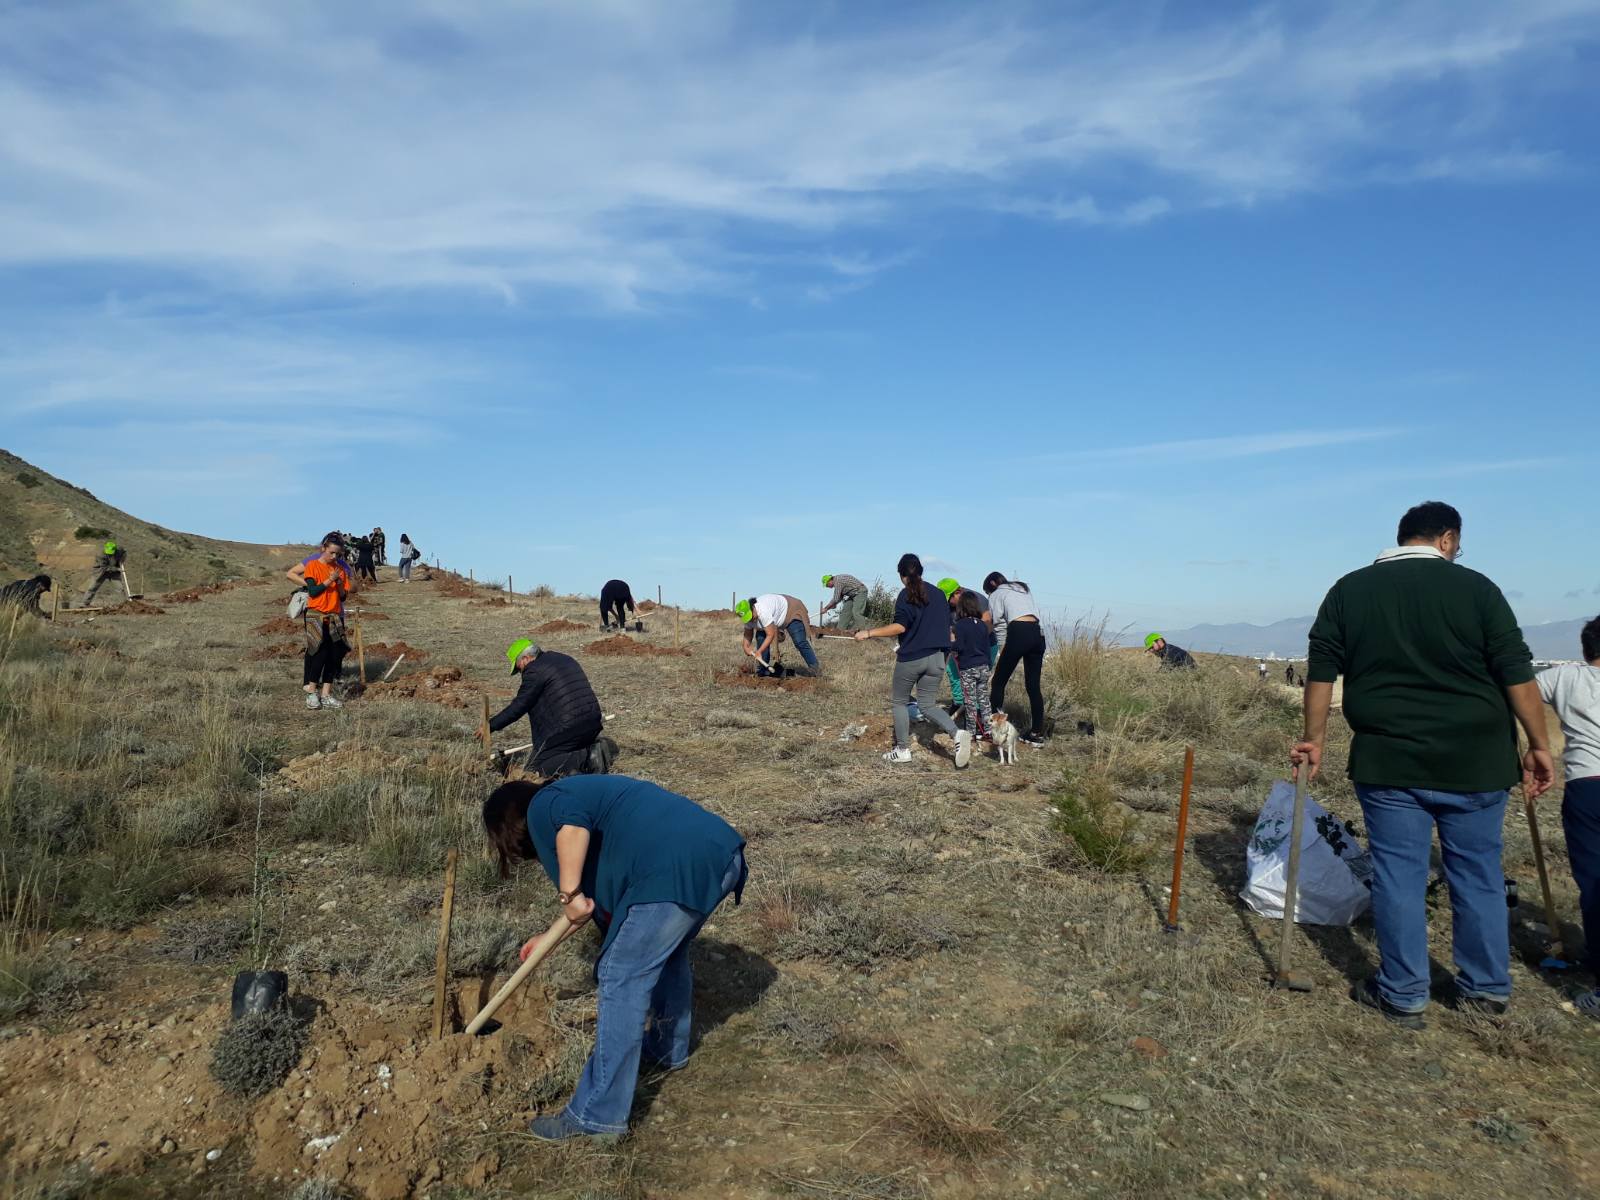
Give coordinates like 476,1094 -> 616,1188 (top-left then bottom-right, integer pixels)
1537,662 -> 1600,781
753,593 -> 789,629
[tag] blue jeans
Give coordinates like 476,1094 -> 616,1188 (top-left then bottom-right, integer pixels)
1562,776 -> 1600,976
564,851 -> 746,1134
1356,785 -> 1511,1011
755,619 -> 819,674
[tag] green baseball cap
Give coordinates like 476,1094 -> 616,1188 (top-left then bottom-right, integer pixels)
506,638 -> 537,672
936,578 -> 959,599
1144,632 -> 1163,649
821,574 -> 833,587
734,599 -> 753,623
104,541 -> 118,555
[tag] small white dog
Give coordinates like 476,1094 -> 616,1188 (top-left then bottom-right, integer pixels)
991,712 -> 1020,765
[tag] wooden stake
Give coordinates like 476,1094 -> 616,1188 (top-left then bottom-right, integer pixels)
657,584 -> 662,606
431,848 -> 459,1040
674,605 -> 681,650
508,575 -> 513,604
51,586 -> 59,621
1164,746 -> 1195,931
480,695 -> 492,752
355,618 -> 367,684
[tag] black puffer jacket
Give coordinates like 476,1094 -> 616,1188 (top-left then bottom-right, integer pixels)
600,579 -> 635,610
488,650 -> 603,757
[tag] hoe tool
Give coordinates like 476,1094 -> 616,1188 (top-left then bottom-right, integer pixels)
1523,785 -> 1575,971
1274,765 -> 1314,992
464,914 -> 575,1036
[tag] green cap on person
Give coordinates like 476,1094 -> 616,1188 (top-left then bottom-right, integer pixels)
937,578 -> 959,599
1144,632 -> 1163,649
734,599 -> 753,623
506,638 -> 537,672
104,541 -> 118,555
821,574 -> 833,587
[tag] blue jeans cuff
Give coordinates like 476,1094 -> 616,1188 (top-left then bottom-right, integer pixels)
562,1105 -> 630,1136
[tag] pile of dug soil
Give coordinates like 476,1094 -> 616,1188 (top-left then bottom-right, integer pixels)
637,600 -> 658,612
363,642 -> 429,662
362,666 -> 486,709
584,635 -> 689,658
533,618 -> 588,633
433,576 -> 476,599
100,599 -> 166,615
162,582 -> 236,604
254,616 -> 299,636
713,667 -> 821,692
247,641 -> 302,661
277,744 -> 393,789
0,981 -> 565,1200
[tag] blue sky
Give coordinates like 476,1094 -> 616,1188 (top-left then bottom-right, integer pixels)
3,1 -> 1598,636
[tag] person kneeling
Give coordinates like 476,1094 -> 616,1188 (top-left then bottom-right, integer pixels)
483,775 -> 748,1140
490,638 -> 616,776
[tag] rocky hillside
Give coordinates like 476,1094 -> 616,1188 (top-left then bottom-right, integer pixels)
0,449 -> 310,596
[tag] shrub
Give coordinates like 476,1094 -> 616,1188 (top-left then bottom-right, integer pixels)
210,1009 -> 310,1098
73,526 -> 112,541
531,584 -> 555,599
14,471 -> 41,489
862,577 -> 897,625
779,898 -> 956,968
1049,759 -> 1154,874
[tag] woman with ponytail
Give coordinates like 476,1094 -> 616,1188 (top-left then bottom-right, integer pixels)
855,553 -> 971,767
982,571 -> 1047,745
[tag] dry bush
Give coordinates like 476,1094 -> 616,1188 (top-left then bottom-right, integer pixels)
703,708 -> 761,729
157,914 -> 252,965
210,1009 -> 310,1098
531,583 -> 555,599
757,979 -> 851,1053
788,789 -> 875,824
884,1070 -> 1005,1161
779,898 -> 956,968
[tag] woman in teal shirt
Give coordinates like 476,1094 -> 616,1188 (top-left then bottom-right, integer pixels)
483,775 -> 747,1139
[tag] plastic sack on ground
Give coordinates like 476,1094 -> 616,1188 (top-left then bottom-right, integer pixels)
1240,780 -> 1373,926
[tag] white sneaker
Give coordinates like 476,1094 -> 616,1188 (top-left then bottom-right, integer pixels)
320,693 -> 344,709
1577,988 -> 1600,1020
304,692 -> 321,710
882,746 -> 913,764
955,729 -> 972,768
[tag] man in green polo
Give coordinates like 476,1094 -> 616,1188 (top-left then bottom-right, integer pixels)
1292,501 -> 1554,1028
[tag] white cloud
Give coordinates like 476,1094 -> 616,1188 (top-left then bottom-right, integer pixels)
0,1 -> 1592,308
1037,428 -> 1403,465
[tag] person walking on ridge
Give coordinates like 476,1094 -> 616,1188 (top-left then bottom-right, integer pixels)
397,534 -> 419,582
287,532 -> 352,710
1292,501 -> 1554,1028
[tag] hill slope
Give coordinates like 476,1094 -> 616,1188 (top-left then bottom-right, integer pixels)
1162,613 -> 1595,661
0,449 -> 309,595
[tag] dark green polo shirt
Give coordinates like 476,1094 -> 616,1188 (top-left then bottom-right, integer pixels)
1307,554 -> 1533,793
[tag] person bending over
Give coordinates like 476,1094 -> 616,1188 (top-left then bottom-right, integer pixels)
737,593 -> 819,676
490,638 -> 613,777
599,579 -> 636,630
483,775 -> 746,1140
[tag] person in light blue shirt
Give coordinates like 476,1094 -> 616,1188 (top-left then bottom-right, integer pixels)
482,775 -> 747,1139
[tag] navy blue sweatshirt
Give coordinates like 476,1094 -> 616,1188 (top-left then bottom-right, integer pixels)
953,616 -> 991,670
894,585 -> 953,663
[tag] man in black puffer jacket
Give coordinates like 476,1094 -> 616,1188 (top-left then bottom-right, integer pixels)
489,638 -> 614,777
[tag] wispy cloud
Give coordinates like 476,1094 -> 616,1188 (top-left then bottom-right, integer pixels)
711,364 -> 819,385
0,2 -> 1592,308
1037,428 -> 1402,465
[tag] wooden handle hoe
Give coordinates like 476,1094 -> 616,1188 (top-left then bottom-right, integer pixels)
463,914 -> 574,1036
1163,746 -> 1196,932
1523,787 -> 1574,969
1274,766 -> 1314,992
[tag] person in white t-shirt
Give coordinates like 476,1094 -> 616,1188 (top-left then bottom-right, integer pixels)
1537,615 -> 1600,1018
736,593 -> 819,676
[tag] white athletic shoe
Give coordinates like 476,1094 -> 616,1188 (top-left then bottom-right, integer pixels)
882,746 -> 913,764
320,693 -> 344,710
955,729 -> 972,768
1577,988 -> 1600,1020
304,692 -> 321,710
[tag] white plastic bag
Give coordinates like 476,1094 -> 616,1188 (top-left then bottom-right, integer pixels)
1240,780 -> 1372,926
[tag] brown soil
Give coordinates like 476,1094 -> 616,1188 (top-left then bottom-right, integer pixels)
533,618 -> 589,633
362,666 -> 484,708
162,582 -> 238,604
254,616 -> 299,636
247,641 -> 302,661
363,641 -> 429,662
0,980 -> 562,1200
637,600 -> 658,612
64,638 -> 125,659
433,576 -> 476,599
100,599 -> 166,615
712,667 -> 821,692
584,635 -> 690,658
472,598 -> 509,608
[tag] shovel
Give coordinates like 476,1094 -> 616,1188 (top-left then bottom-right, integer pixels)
464,914 -> 574,1035
1274,766 -> 1314,992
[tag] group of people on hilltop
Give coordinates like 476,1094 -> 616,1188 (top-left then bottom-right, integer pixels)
735,559 -> 1049,767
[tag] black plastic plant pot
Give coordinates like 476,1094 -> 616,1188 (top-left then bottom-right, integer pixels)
231,970 -> 289,1020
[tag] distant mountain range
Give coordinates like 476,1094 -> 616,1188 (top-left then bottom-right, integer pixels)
1154,615 -> 1590,662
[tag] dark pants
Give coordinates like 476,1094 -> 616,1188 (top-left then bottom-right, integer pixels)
991,621 -> 1046,735
531,719 -> 607,777
1563,776 -> 1600,976
601,599 -> 631,628
303,620 -> 348,686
